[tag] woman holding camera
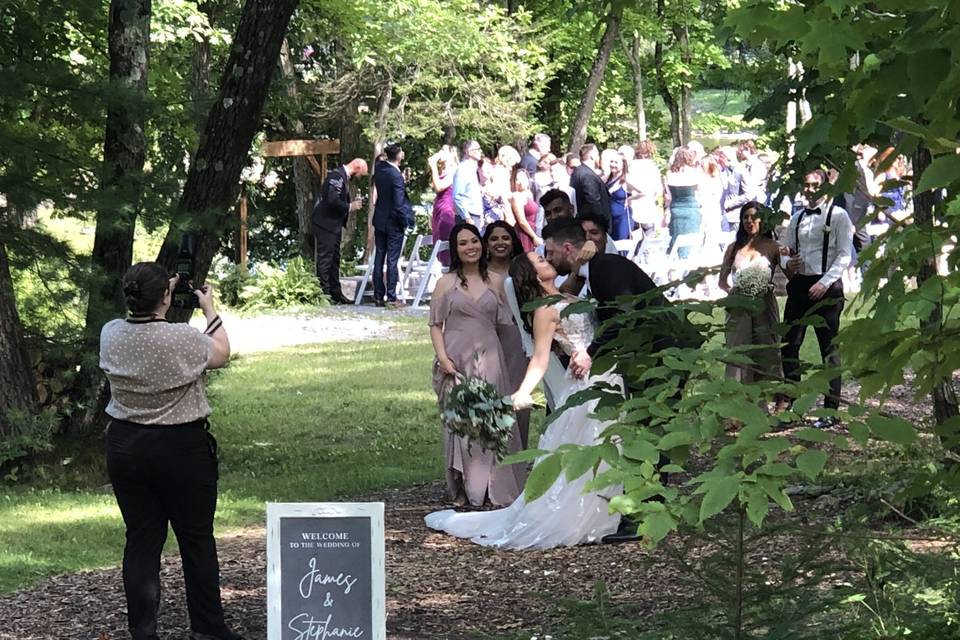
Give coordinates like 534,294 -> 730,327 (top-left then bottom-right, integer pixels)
100,262 -> 239,640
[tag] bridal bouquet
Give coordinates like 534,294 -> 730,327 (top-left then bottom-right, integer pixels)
731,264 -> 773,298
442,376 -> 516,462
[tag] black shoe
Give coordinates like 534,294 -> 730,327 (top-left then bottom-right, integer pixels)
601,521 -> 640,544
374,299 -> 386,307
332,295 -> 353,305
810,415 -> 840,429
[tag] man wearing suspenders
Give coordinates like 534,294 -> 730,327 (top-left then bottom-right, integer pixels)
782,169 -> 855,428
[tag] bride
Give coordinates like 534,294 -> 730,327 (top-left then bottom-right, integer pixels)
424,250 -> 622,549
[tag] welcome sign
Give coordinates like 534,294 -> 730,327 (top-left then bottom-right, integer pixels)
267,503 -> 386,640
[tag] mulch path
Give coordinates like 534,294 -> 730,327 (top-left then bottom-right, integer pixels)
0,481 -> 692,640
0,378 -> 936,640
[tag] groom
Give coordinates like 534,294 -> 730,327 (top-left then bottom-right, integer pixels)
542,218 -> 670,543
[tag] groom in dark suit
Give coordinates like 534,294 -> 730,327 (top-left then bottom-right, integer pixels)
542,218 -> 672,543
372,143 -> 414,307
542,218 -> 665,378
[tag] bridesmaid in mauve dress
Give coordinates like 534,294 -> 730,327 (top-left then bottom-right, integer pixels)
509,166 -> 542,253
483,221 -> 531,449
429,147 -> 457,266
430,223 -> 526,507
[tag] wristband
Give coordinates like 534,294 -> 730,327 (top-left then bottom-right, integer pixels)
204,315 -> 222,335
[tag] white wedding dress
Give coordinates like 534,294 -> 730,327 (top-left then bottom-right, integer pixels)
424,302 -> 623,549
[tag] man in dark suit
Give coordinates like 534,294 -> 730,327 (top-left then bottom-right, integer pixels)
312,158 -> 368,304
372,143 -> 414,307
569,143 -> 611,228
542,218 -> 679,543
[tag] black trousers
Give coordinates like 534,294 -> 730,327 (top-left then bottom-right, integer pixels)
314,228 -> 343,299
106,419 -> 230,640
373,228 -> 404,302
781,275 -> 844,409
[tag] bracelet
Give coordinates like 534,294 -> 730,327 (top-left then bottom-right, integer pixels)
204,315 -> 223,335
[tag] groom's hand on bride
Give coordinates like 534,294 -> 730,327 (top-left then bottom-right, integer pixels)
570,350 -> 592,378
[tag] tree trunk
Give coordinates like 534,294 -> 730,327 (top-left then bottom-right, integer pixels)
338,95 -> 366,258
654,0 -> 681,148
622,34 -> 647,142
77,0 -> 152,433
912,144 -> 960,429
567,5 -> 623,153
279,39 -> 317,261
674,21 -> 692,145
0,238 -> 38,437
154,0 -> 300,325
362,78 -> 393,262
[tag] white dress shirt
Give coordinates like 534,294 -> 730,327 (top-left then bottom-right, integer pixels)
784,202 -> 854,288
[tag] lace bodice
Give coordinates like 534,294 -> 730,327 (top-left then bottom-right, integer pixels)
553,301 -> 596,356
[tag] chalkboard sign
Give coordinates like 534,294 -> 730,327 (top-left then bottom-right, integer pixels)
267,503 -> 385,640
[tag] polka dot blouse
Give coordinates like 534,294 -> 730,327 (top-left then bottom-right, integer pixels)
99,319 -> 214,425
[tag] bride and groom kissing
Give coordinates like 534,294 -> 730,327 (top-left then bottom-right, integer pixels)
426,217 -> 668,550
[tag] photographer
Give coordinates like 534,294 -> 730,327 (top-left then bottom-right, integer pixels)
99,262 -> 239,640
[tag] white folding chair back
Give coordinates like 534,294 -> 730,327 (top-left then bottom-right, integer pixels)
613,238 -> 640,259
353,233 -> 410,304
399,234 -> 428,300
504,277 -> 568,411
410,239 -> 448,308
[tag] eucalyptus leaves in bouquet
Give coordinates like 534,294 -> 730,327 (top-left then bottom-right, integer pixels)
442,376 -> 516,461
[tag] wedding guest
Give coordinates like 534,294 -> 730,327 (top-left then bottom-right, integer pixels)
602,148 -> 631,241
312,158 -> 368,304
664,146 -> 702,257
453,140 -> 484,227
540,188 -> 576,224
564,152 -> 580,175
570,143 -> 611,227
101,263 -> 241,640
718,202 -> 789,408
509,165 -> 542,252
372,143 -> 414,308
483,220 -> 531,448
430,223 -> 526,507
625,140 -> 664,238
429,146 -> 457,267
479,156 -> 505,230
521,133 -> 551,180
534,153 -> 557,194
724,140 -> 768,216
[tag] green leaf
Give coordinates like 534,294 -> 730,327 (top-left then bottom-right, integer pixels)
796,450 -> 828,480
500,448 -> 548,465
744,484 -> 769,527
756,462 -> 794,476
848,421 -> 870,446
794,428 -> 833,444
623,439 -> 659,463
658,431 -> 695,450
698,476 -> 741,522
523,453 -> 562,502
867,415 -> 917,445
640,510 -> 676,544
563,446 -> 600,482
916,153 -> 960,194
758,477 -> 794,512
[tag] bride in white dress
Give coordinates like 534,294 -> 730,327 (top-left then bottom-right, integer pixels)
424,251 -> 622,549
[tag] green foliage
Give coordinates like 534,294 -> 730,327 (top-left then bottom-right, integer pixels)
238,256 -> 330,311
0,411 -> 57,473
209,258 -> 254,308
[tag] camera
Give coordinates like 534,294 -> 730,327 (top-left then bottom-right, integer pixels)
171,234 -> 199,310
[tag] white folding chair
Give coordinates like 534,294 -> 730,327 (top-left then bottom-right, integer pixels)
399,234 -> 427,301
613,238 -> 640,260
504,277 -> 568,411
353,233 -> 410,305
410,239 -> 449,308
637,235 -> 671,284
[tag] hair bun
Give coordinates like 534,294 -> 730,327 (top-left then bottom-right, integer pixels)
123,281 -> 141,298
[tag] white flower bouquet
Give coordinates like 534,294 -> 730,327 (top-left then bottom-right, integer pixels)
731,264 -> 773,298
442,376 -> 516,461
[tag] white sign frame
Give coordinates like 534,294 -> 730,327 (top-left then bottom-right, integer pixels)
266,502 -> 386,640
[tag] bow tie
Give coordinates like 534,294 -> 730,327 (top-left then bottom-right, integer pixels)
805,207 -> 822,215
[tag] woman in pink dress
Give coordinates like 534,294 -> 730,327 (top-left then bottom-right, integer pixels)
509,166 -> 542,252
429,146 -> 458,266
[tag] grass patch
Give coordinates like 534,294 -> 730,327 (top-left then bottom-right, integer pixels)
0,333 -> 439,592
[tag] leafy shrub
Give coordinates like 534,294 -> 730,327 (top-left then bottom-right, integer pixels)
210,259 -> 255,308
1,410 -> 57,476
240,256 -> 329,311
